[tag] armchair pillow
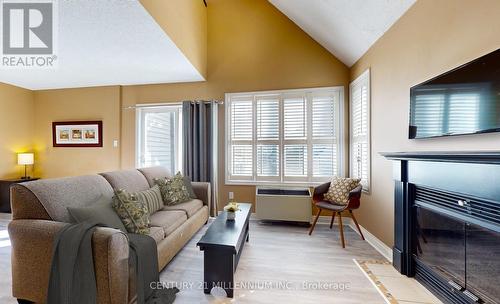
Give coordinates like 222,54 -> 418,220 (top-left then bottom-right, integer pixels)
324,177 -> 361,206
154,172 -> 191,206
112,189 -> 150,234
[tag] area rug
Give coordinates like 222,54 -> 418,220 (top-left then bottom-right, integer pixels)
354,259 -> 398,304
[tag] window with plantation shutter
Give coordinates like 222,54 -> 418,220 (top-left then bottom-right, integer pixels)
226,87 -> 343,185
350,69 -> 370,191
137,105 -> 182,174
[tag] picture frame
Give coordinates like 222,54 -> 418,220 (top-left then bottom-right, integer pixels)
52,121 -> 103,147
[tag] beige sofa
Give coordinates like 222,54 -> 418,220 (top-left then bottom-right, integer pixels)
8,166 -> 210,304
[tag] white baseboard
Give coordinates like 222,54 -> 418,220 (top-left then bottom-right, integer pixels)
314,215 -> 393,263
350,222 -> 393,262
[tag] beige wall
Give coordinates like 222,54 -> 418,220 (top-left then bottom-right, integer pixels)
121,0 -> 349,211
0,83 -> 35,179
33,86 -> 121,178
350,0 -> 500,246
140,0 -> 207,78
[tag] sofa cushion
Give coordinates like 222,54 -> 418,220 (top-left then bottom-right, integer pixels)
20,175 -> 114,222
134,185 -> 163,215
150,210 -> 187,236
112,189 -> 150,234
67,196 -> 127,232
183,176 -> 197,199
154,173 -> 191,206
147,226 -> 165,244
138,166 -> 172,187
162,199 -> 203,218
100,169 -> 150,192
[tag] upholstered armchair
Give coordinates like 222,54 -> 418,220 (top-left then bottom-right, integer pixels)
308,182 -> 364,248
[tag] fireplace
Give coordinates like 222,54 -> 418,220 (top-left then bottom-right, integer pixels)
382,152 -> 500,304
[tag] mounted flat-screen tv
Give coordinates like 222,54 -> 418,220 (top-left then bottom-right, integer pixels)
409,48 -> 500,139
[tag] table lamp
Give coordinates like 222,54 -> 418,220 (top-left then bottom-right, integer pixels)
18,153 -> 34,179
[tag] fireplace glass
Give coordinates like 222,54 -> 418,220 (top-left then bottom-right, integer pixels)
466,223 -> 500,303
415,206 -> 466,287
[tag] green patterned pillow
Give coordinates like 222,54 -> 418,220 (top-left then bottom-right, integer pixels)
135,185 -> 163,215
154,172 -> 191,206
324,177 -> 361,206
112,189 -> 150,234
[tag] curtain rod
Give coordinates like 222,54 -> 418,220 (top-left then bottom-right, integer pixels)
123,100 -> 223,110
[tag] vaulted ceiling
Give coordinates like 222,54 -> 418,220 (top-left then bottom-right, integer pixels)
269,0 -> 416,67
0,0 -> 203,90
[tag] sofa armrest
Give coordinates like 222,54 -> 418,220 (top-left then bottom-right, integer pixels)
192,182 -> 211,207
8,220 -> 129,304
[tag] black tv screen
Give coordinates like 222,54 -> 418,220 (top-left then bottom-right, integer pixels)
409,48 -> 500,139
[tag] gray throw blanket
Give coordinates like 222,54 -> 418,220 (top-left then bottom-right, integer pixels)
47,221 -> 178,304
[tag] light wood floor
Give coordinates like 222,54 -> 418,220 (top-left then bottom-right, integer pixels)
0,220 -> 387,303
160,220 -> 386,303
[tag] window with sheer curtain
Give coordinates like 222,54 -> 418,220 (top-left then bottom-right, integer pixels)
136,105 -> 182,174
226,87 -> 343,185
350,69 -> 370,192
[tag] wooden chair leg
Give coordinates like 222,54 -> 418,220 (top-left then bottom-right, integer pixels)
329,212 -> 336,229
309,208 -> 322,235
338,212 -> 345,248
349,210 -> 365,240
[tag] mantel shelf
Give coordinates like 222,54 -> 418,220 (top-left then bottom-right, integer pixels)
380,151 -> 500,164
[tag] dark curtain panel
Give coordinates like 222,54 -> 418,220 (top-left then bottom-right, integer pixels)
182,101 -> 218,216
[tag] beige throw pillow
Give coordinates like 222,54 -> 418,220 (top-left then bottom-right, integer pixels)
112,189 -> 150,234
135,185 -> 163,215
154,172 -> 191,206
324,177 -> 361,206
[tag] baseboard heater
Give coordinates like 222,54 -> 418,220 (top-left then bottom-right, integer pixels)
255,187 -> 312,224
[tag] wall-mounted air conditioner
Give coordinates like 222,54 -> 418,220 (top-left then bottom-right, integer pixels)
255,186 -> 312,224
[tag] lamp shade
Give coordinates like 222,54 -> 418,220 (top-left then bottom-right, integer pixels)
18,153 -> 34,165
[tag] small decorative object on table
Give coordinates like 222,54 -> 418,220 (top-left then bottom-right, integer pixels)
224,202 -> 240,221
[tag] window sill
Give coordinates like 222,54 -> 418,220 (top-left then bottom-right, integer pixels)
224,180 -> 328,187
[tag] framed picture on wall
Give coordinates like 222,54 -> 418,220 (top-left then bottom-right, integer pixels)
52,121 -> 103,147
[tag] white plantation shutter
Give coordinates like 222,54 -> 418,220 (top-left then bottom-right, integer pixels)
256,96 -> 280,179
284,144 -> 308,177
257,97 -> 279,140
226,87 -> 343,184
284,96 -> 307,140
231,99 -> 253,140
311,93 -> 339,178
228,98 -> 254,180
231,145 -> 253,176
312,145 -> 336,177
137,106 -> 181,174
257,144 -> 279,176
350,69 -> 370,191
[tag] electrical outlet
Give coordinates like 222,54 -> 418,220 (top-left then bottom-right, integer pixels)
113,140 -> 118,148
229,192 -> 234,200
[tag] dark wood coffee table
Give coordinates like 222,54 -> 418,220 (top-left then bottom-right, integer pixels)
197,203 -> 251,298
